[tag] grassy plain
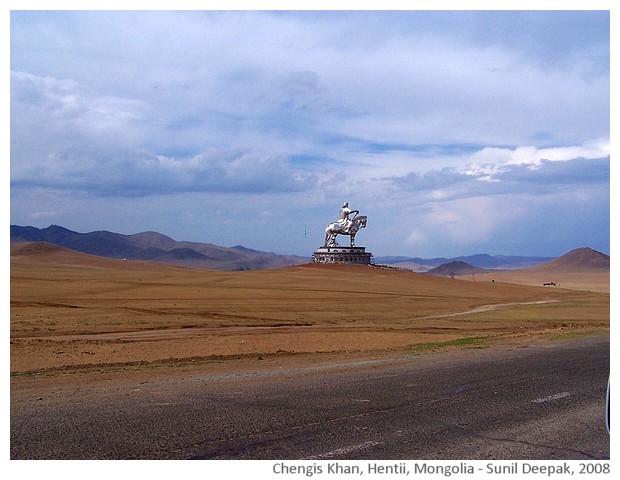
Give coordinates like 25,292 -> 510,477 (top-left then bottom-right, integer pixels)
10,244 -> 609,376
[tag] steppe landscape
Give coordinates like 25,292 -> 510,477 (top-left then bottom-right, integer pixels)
10,241 -> 610,460
10,242 -> 609,379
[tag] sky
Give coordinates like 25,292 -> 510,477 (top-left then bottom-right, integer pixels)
8,7 -> 611,258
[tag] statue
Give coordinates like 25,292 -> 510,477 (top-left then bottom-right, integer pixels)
324,202 -> 367,247
314,202 -> 372,264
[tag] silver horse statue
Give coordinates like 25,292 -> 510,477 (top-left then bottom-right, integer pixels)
324,213 -> 367,247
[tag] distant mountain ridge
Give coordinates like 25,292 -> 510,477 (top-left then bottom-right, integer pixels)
375,252 -> 555,272
11,225 -> 608,273
10,225 -> 308,271
424,247 -> 609,278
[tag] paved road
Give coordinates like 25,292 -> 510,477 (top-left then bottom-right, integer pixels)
10,336 -> 609,460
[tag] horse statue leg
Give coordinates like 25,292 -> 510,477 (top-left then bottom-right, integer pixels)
325,226 -> 338,247
324,230 -> 332,247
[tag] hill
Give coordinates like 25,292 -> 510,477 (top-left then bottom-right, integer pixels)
526,247 -> 609,273
425,260 -> 492,277
10,225 -> 308,271
10,242 -> 196,272
459,247 -> 610,293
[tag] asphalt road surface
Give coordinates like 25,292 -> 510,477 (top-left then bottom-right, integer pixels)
10,336 -> 609,460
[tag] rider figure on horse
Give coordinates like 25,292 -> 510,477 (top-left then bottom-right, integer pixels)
337,202 -> 359,234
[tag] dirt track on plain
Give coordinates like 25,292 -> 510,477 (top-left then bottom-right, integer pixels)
11,259 -> 609,376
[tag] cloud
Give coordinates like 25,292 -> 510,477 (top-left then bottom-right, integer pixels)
470,140 -> 610,166
11,11 -> 609,153
10,70 -> 318,197
387,148 -> 609,200
402,182 -> 609,258
10,71 -> 149,157
374,153 -> 609,257
11,147 -> 318,197
405,196 -> 505,248
9,11 -> 610,257
493,156 -> 609,187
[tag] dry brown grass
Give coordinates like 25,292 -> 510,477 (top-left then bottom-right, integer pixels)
465,270 -> 609,293
10,246 -> 609,376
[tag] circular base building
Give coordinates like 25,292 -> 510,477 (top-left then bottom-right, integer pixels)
312,246 -> 373,265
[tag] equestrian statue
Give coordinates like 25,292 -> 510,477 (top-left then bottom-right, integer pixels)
324,202 -> 367,247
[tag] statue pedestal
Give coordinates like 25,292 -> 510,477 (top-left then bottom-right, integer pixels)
312,246 -> 373,265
